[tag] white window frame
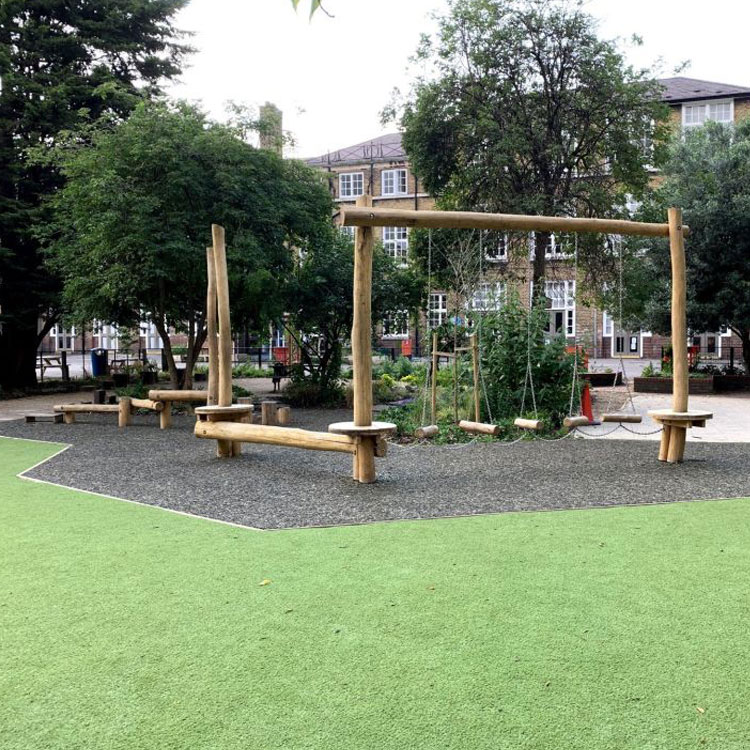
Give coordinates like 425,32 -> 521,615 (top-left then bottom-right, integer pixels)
544,280 -> 576,337
382,226 -> 409,263
340,225 -> 355,239
381,168 -> 408,196
682,99 -> 734,129
469,282 -> 505,312
381,310 -> 409,339
530,232 -> 567,260
428,293 -> 448,329
139,320 -> 163,350
485,233 -> 508,263
51,325 -> 76,351
339,172 -> 364,199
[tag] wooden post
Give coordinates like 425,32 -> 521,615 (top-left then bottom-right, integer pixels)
206,246 -> 219,406
430,331 -> 438,424
658,424 -> 672,462
212,224 -> 233,458
118,397 -> 132,428
470,333 -> 480,422
159,403 -> 172,430
261,401 -> 277,426
667,207 -> 688,462
277,406 -> 291,425
352,195 -> 375,482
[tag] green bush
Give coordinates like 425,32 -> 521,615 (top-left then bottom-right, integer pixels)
232,384 -> 252,399
115,383 -> 149,399
282,380 -> 345,408
232,363 -> 269,378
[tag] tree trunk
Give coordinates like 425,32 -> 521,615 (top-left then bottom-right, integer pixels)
0,311 -> 56,391
153,317 -> 181,389
184,322 -> 207,391
741,329 -> 750,376
532,232 -> 549,294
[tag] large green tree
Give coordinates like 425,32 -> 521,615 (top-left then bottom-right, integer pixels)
0,0 -> 189,390
638,120 -> 750,372
394,0 -> 669,288
283,229 -> 423,393
42,101 -> 333,388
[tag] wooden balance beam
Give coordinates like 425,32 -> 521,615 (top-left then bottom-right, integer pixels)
55,398 -> 132,427
195,420 -> 356,454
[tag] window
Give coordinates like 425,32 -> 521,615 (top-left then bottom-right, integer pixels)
382,310 -> 409,339
469,282 -> 505,311
381,168 -> 407,196
530,232 -> 567,259
544,280 -> 576,336
339,172 -> 364,198
683,99 -> 733,129
383,226 -> 409,262
340,225 -> 355,240
485,233 -> 508,262
51,325 -> 76,351
602,312 -> 614,337
140,321 -> 162,350
429,293 -> 448,329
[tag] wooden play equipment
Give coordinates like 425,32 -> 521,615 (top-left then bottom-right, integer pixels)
646,207 -> 712,462
147,389 -> 208,429
194,209 -> 395,483
342,203 -> 710,463
55,398 -> 133,427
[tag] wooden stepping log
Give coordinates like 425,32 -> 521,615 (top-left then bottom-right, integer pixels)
514,418 -> 543,431
415,425 -> 439,439
458,420 -> 499,436
563,416 -> 590,429
602,413 -> 642,424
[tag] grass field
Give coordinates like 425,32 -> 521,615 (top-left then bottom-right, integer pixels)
1,435 -> 749,750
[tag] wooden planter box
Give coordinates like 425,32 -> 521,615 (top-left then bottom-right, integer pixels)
583,372 -> 622,387
634,376 -> 714,394
713,374 -> 750,392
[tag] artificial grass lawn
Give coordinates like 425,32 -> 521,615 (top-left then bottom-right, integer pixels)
1,437 -> 749,750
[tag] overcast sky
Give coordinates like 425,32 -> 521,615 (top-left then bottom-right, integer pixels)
167,0 -> 750,160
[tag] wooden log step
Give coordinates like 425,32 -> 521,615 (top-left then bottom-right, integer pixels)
148,389 -> 208,402
25,413 -> 64,423
415,424 -> 439,439
601,413 -> 642,424
563,416 -> 590,429
458,420 -> 500,436
195,420 -> 356,454
277,406 -> 291,425
514,417 -> 543,431
130,398 -> 165,412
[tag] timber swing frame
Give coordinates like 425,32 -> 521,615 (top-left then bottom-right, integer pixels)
195,209 -> 396,484
341,201 -> 713,464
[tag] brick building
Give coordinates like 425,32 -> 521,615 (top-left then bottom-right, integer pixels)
306,77 -> 750,366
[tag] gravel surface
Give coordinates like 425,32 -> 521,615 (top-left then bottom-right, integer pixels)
2,409 -> 748,529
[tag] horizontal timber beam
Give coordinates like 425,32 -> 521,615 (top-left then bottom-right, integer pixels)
341,206 -> 688,239
194,420 -> 356,454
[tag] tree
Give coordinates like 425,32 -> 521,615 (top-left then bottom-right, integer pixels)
283,229 -> 423,396
0,0 -> 190,390
639,120 -> 750,372
42,101 -> 333,388
394,0 -> 668,288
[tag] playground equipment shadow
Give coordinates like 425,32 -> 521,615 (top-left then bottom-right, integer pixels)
1,410 -> 748,530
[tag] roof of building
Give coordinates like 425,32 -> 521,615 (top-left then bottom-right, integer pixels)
657,76 -> 750,103
307,78 -> 750,167
306,133 -> 405,167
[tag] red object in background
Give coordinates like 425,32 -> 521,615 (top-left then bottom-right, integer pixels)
401,339 -> 412,357
273,346 -> 289,365
688,345 -> 700,368
580,381 -> 594,422
565,345 -> 589,371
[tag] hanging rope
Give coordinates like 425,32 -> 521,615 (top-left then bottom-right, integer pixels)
420,230 -> 433,427
519,285 -> 539,420
476,229 -> 494,423
568,232 -> 581,418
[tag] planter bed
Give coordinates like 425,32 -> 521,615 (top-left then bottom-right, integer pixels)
713,374 -> 750,392
634,376 -> 714,394
583,372 -> 622,387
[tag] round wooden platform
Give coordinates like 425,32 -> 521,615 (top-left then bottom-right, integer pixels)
328,421 -> 397,436
195,404 -> 254,421
647,409 -> 713,426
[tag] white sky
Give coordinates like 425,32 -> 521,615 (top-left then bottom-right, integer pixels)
167,0 -> 750,160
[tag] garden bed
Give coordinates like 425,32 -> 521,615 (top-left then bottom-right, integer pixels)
713,374 -> 750,392
634,376 -> 714,394
583,372 -> 622,387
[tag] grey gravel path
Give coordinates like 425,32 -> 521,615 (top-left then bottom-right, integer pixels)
1,410 -> 748,529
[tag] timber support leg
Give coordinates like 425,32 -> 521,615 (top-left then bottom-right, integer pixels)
354,437 -> 376,484
160,403 -> 173,430
118,397 -> 132,428
658,424 -> 672,462
63,412 -> 75,425
666,425 -> 687,464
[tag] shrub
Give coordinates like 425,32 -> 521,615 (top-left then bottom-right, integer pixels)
232,363 -> 269,378
282,380 -> 345,408
232,384 -> 252,399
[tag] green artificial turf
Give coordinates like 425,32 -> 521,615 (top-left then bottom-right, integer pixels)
1,435 -> 749,750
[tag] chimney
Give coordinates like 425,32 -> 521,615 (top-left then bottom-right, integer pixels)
259,102 -> 283,156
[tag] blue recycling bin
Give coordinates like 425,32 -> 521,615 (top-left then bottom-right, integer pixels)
90,348 -> 108,377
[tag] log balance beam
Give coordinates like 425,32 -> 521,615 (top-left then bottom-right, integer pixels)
148,389 -> 208,430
